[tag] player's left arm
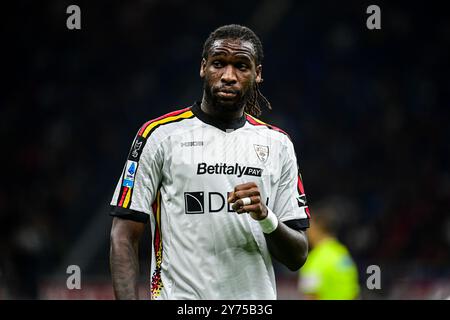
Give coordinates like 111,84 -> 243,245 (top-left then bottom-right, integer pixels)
228,182 -> 308,271
228,136 -> 310,271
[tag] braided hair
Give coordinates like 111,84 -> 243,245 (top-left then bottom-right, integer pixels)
202,24 -> 272,117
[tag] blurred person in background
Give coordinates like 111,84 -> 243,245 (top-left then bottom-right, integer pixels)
298,200 -> 360,300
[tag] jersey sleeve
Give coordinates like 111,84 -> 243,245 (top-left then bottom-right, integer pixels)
272,138 -> 310,230
110,123 -> 164,223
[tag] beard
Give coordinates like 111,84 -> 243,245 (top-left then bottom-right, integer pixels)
203,80 -> 254,114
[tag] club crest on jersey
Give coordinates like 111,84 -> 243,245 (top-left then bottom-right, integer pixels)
254,144 -> 269,163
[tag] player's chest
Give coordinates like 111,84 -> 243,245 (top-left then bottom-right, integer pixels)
165,129 -> 282,180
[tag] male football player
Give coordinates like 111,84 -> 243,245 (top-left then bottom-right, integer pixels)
110,24 -> 310,299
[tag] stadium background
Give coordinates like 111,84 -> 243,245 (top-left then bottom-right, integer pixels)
1,0 -> 449,299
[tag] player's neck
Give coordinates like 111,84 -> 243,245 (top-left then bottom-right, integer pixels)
200,96 -> 245,122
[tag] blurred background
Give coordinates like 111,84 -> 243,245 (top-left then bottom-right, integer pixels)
1,0 -> 449,299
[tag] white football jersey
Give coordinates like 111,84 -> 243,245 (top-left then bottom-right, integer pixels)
110,102 -> 310,300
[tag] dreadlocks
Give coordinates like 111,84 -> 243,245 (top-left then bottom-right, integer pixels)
202,24 -> 272,118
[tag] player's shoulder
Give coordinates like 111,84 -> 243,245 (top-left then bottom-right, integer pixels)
137,106 -> 195,139
245,113 -> 292,142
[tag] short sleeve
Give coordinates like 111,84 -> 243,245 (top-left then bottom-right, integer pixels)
110,123 -> 164,223
272,138 -> 310,230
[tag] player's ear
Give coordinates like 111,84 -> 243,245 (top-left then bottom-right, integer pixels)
255,64 -> 263,84
200,58 -> 207,78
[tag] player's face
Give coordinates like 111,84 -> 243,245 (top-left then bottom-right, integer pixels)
200,39 -> 262,113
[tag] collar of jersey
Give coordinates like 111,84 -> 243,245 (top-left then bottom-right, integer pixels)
190,101 -> 247,132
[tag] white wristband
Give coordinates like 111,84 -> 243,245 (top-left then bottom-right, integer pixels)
258,208 -> 279,234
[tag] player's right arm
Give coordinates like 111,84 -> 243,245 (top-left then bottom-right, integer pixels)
108,120 -> 165,299
110,217 -> 146,299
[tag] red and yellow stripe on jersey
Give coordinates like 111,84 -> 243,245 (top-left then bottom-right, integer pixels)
117,186 -> 132,208
116,108 -> 194,209
151,190 -> 163,299
139,107 -> 194,138
245,113 -> 291,138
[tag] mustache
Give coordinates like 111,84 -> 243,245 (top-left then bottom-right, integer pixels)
213,86 -> 240,95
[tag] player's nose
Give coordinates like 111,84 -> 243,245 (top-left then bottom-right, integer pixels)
221,65 -> 237,84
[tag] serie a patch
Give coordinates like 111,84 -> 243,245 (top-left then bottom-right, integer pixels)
122,160 -> 138,187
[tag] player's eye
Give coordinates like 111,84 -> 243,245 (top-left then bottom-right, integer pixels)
212,60 -> 223,68
237,63 -> 249,71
